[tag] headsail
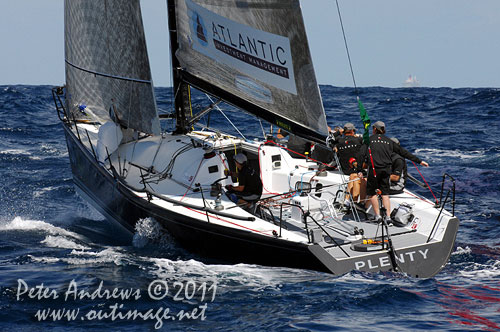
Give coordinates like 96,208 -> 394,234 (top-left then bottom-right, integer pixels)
173,0 -> 328,142
64,0 -> 160,135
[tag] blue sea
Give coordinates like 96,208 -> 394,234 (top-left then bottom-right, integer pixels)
0,85 -> 499,331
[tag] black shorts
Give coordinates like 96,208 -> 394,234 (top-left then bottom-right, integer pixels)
367,167 -> 391,195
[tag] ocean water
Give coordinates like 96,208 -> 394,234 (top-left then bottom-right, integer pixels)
0,85 -> 499,331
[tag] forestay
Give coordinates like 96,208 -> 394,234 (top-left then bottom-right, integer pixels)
174,0 -> 329,142
64,0 -> 160,135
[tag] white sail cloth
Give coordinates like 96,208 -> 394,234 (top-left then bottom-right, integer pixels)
174,0 -> 329,141
96,122 -> 123,163
64,0 -> 160,135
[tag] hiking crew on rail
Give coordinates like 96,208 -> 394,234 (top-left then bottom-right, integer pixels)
358,121 -> 429,222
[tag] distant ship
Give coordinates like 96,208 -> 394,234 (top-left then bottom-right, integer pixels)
404,74 -> 420,87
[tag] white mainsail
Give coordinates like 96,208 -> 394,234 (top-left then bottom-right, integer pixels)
173,0 -> 329,142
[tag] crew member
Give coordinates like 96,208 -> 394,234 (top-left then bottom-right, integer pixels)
277,129 -> 311,159
359,121 -> 429,221
335,123 -> 365,204
288,134 -> 312,159
389,137 -> 406,195
335,123 -> 363,174
225,153 -> 263,205
310,126 -> 336,165
345,157 -> 367,207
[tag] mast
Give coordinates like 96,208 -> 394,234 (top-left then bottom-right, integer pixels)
167,0 -> 191,134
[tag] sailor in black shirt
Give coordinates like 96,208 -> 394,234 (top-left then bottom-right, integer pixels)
389,138 -> 407,195
358,121 -> 429,221
225,153 -> 263,205
334,123 -> 366,204
335,123 -> 363,175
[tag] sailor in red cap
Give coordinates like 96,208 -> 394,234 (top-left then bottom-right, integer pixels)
333,123 -> 366,207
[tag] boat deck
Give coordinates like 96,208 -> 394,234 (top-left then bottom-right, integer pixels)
62,121 -> 459,277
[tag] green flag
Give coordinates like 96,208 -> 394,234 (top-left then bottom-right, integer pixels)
357,96 -> 371,144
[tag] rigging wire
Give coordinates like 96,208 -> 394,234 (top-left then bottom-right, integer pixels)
336,1 -> 439,208
205,94 -> 247,140
258,119 -> 266,139
411,161 -> 439,205
335,0 -> 371,144
335,0 -> 358,94
188,85 -> 194,130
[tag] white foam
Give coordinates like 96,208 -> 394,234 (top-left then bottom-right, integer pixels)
131,217 -> 177,251
452,246 -> 472,255
40,143 -> 60,155
33,186 -> 58,198
27,255 -> 60,264
0,148 -> 31,156
415,148 -> 486,160
0,148 -> 41,160
0,216 -> 84,240
3,217 -> 318,283
149,257 -> 322,292
41,235 -> 90,250
64,247 -> 130,265
0,145 -> 67,160
39,143 -> 69,158
459,261 -> 500,279
132,217 -> 163,248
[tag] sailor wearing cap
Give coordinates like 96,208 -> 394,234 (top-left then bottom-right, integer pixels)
358,121 -> 429,222
225,153 -> 263,205
335,123 -> 363,174
333,123 -> 366,205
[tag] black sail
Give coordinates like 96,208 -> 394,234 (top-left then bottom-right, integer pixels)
64,0 -> 160,135
173,0 -> 329,142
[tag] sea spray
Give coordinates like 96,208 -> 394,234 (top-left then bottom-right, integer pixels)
132,218 -> 163,248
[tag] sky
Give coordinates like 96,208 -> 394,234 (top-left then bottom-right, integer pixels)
1,0 -> 500,88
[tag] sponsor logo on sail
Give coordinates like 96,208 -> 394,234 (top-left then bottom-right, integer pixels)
193,13 -> 208,47
211,25 -> 289,79
186,0 -> 297,94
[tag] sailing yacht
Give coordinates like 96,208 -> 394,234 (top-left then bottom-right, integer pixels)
53,0 -> 458,277
404,75 -> 421,87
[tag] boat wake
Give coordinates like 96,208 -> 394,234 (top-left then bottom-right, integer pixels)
3,216 -> 499,287
1,215 -> 499,331
450,245 -> 500,279
0,216 -> 84,240
414,148 -> 487,161
40,235 -> 91,250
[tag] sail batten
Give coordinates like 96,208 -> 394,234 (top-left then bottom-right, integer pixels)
65,60 -> 153,84
174,0 -> 329,141
64,0 -> 160,135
